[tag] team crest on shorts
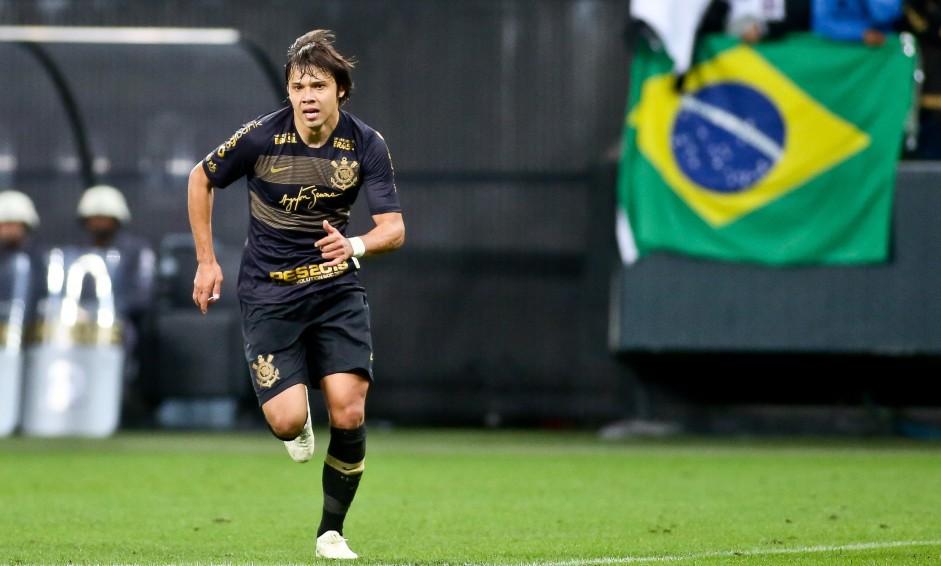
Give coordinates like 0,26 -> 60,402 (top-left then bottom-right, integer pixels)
252,354 -> 280,388
330,157 -> 359,190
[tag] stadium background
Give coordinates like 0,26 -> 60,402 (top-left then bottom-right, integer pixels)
2,0 -> 939,435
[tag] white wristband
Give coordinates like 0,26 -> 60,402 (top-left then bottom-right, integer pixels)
349,236 -> 366,259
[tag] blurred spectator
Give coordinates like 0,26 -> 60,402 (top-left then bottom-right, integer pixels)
812,0 -> 903,45
701,0 -> 811,43
629,0 -> 715,76
0,190 -> 44,353
76,184 -> 157,422
0,190 -> 39,254
899,0 -> 941,158
77,185 -> 156,322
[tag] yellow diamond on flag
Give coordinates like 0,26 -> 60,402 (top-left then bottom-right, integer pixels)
629,45 -> 870,227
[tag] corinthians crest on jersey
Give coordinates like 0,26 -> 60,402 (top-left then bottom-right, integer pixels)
252,354 -> 280,388
330,157 -> 359,190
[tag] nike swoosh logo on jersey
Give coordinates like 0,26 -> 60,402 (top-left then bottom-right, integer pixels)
270,165 -> 292,173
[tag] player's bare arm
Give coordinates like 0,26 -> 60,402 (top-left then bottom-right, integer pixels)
316,212 -> 405,267
187,163 -> 224,313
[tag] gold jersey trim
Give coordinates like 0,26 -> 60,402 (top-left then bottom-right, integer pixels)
254,154 -> 352,189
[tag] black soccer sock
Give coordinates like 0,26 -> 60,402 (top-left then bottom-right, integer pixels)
317,425 -> 366,537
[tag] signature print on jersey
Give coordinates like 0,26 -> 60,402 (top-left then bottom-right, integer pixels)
279,185 -> 342,212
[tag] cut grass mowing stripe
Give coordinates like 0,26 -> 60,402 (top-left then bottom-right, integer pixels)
513,539 -> 941,565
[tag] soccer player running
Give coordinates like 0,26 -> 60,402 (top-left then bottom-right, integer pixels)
188,29 -> 404,560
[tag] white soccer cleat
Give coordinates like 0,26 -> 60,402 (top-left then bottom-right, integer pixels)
283,405 -> 314,463
316,530 -> 358,559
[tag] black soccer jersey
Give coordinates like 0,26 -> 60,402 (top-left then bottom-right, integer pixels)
203,107 -> 401,304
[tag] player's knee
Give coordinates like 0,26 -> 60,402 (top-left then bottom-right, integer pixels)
267,412 -> 306,439
330,406 -> 365,429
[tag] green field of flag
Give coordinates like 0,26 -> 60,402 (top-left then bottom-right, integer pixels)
618,33 -> 916,266
2,428 -> 941,565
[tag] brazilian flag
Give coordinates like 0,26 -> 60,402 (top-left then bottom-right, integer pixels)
617,32 -> 916,265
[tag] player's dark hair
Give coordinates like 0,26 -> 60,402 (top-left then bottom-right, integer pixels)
285,29 -> 355,106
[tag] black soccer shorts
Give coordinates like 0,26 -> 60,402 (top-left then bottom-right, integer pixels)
240,282 -> 374,405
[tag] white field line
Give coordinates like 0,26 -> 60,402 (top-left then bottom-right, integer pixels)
507,539 -> 941,566
53,540 -> 941,566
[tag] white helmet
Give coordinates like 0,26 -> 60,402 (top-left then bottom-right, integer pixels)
0,190 -> 39,228
77,184 -> 131,223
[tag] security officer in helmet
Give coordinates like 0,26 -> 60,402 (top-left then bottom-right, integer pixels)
77,185 -> 157,422
0,190 -> 39,254
77,185 -> 156,318
0,190 -> 43,348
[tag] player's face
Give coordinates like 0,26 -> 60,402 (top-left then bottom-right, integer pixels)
288,68 -> 344,141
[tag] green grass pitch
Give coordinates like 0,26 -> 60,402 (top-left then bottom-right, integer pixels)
1,428 -> 940,565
